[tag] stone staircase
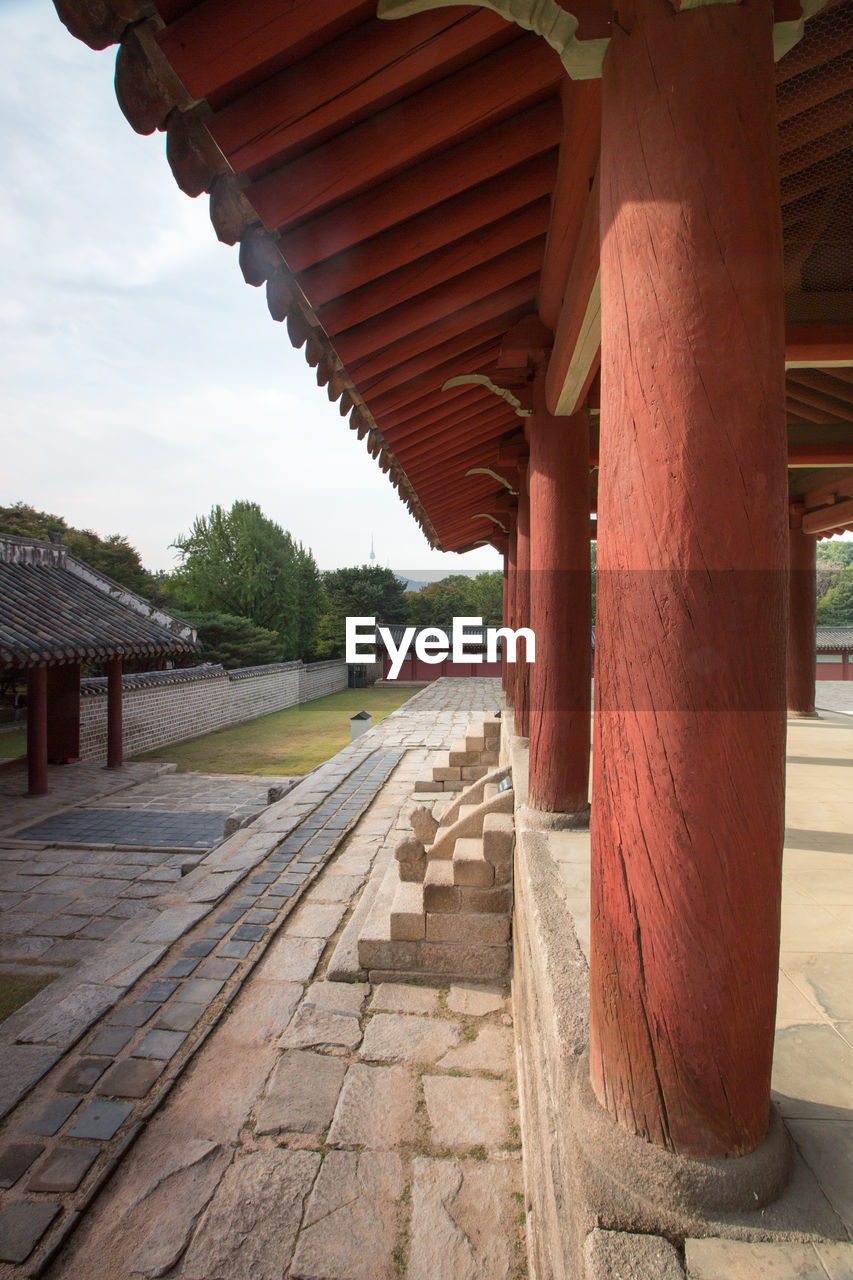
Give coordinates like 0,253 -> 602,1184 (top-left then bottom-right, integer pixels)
413,716 -> 501,792
358,717 -> 515,982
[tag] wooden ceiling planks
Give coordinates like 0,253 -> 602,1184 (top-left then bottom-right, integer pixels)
57,0 -> 853,551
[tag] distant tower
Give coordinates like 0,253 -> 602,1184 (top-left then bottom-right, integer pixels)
369,535 -> 376,563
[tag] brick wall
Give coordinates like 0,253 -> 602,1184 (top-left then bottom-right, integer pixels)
79,660 -> 347,762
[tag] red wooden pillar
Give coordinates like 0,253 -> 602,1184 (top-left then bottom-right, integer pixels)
27,666 -> 48,796
501,552 -> 510,695
788,524 -> 817,715
47,664 -> 81,762
528,375 -> 592,812
107,658 -> 123,768
505,516 -> 519,706
591,0 -> 788,1158
514,459 -> 531,737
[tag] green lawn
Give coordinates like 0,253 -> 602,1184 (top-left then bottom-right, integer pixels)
0,728 -> 26,759
131,684 -> 426,775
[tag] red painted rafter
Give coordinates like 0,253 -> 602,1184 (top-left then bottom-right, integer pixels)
247,38 -> 563,232
277,101 -> 561,272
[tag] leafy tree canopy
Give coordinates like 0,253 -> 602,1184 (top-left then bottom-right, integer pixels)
174,611 -> 283,669
817,564 -> 853,626
407,572 -> 503,629
0,502 -> 156,596
317,565 -> 411,658
170,501 -> 321,661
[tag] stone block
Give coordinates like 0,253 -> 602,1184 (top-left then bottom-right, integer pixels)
280,1006 -> 363,1053
0,1143 -> 44,1189
464,730 -> 486,754
0,1199 -> 60,1264
407,1158 -> 522,1280
27,1143 -> 99,1193
458,884 -> 513,914
448,748 -> 479,766
368,984 -> 439,1015
423,866 -> 460,914
482,812 -> 514,865
290,1151 -> 403,1280
438,1024 -> 516,1074
426,913 -> 509,946
423,1075 -> 513,1149
589,1230 -> 685,1279
414,780 -> 441,794
97,1058 -> 165,1098
15,983 -> 118,1049
255,1050 -> 345,1137
483,719 -> 501,743
453,838 -> 494,888
461,764 -> 488,780
480,750 -> 500,765
390,881 -> 426,941
446,984 -> 508,1017
433,765 -> 462,782
327,1063 -> 418,1149
360,1013 -> 461,1064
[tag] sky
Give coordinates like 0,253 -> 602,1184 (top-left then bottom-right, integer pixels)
0,1 -> 502,577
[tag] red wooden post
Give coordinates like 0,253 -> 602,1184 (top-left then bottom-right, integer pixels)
501,552 -> 510,695
107,658 -> 123,769
788,523 -> 817,716
505,516 -> 519,706
528,376 -> 591,812
514,459 -> 531,737
591,0 -> 788,1158
47,664 -> 81,763
27,666 -> 48,796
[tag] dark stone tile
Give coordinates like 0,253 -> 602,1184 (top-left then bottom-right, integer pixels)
182,940 -> 217,958
68,1099 -> 133,1140
97,1059 -> 164,1098
176,978 -> 224,1003
55,1058 -> 112,1093
87,1027 -> 133,1057
140,980 -> 180,1003
155,1003 -> 206,1033
27,1143 -> 99,1193
232,924 -> 265,942
217,940 -> 253,959
196,958 -> 238,980
132,1029 -> 187,1061
231,897 -> 260,909
216,907 -> 245,925
108,1001 -> 159,1028
0,1143 -> 44,1189
20,1096 -> 80,1137
164,957 -> 200,980
246,908 -> 277,925
249,874 -> 278,885
200,923 -> 230,940
266,884 -> 299,900
0,1199 -> 61,1263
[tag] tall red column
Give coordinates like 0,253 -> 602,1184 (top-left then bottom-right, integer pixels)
107,658 -> 123,768
505,516 -> 519,706
528,377 -> 592,813
591,0 -> 788,1158
788,524 -> 817,716
514,459 -> 531,737
27,666 -> 48,796
501,553 -> 510,695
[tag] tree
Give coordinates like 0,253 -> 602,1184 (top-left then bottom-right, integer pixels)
174,612 -> 283,669
817,564 -> 853,626
816,539 -> 853,600
0,502 -> 156,596
317,565 -> 411,658
170,501 -> 322,660
407,572 -> 503,629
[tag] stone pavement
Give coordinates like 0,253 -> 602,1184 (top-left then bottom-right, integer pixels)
0,680 -> 513,1275
550,686 -> 853,1276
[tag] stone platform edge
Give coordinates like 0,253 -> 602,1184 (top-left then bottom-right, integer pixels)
505,711 -> 850,1280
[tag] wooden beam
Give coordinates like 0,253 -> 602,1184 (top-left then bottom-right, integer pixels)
362,337 -> 504,409
802,497 -> 853,534
544,171 -> 600,416
298,153 -> 556,308
332,240 -> 544,364
788,444 -> 853,465
379,390 -> 498,440
208,10 -> 511,173
247,39 -> 563,232
392,411 -> 511,465
277,100 -> 560,271
785,378 -> 853,422
346,287 -> 536,384
786,325 -> 853,368
157,0 -> 373,101
789,370 -> 853,407
319,202 -> 550,335
539,78 -> 601,331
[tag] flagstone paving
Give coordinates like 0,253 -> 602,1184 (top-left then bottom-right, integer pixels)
0,679 -> 509,1276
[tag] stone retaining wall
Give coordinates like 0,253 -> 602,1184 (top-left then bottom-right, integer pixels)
78,660 -> 347,762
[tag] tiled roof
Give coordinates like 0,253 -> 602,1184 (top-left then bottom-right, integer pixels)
0,536 -> 198,670
816,626 -> 853,651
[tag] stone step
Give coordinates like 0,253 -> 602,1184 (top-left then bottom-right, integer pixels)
482,813 -> 514,869
482,717 -> 501,745
425,911 -> 510,946
389,879 -> 426,942
463,729 -> 486,755
423,859 -> 458,913
453,837 -> 494,888
448,739 -> 482,767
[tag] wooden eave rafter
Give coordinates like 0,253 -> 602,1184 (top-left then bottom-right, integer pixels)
55,0 -> 853,553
